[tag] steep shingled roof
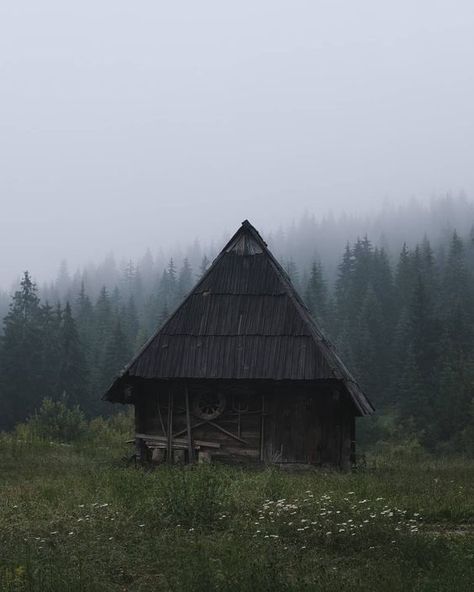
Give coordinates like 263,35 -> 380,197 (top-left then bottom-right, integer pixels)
104,220 -> 374,415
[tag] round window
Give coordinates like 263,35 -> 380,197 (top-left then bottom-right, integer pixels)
193,392 -> 226,420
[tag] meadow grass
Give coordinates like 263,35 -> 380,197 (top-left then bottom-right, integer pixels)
0,435 -> 473,591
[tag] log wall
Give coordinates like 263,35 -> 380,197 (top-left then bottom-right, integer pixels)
133,380 -> 355,469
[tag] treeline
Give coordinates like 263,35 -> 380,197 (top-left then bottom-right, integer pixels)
1,230 -> 474,453
303,231 -> 474,452
269,193 -> 474,284
2,194 -> 467,308
0,257 -> 198,429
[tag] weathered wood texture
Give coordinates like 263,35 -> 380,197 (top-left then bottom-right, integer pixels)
106,221 -> 373,469
134,380 -> 355,468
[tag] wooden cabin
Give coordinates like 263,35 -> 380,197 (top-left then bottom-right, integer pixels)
104,220 -> 374,469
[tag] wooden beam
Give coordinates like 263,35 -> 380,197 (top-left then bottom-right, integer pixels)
260,393 -> 265,461
194,439 -> 220,449
157,392 -> 167,437
207,420 -> 248,445
173,420 -> 248,445
136,433 -> 186,445
185,385 -> 194,463
166,390 -> 173,464
173,421 -> 206,439
138,433 -> 219,448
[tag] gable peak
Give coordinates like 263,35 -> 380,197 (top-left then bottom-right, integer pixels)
225,220 -> 267,255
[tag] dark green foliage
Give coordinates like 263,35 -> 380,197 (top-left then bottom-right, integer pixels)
74,283 -> 94,355
325,230 -> 474,451
100,321 -> 131,393
178,258 -> 193,299
38,302 -> 62,399
1,440 -> 474,592
120,296 -> 139,349
0,272 -> 43,428
333,237 -> 396,405
395,242 -> 414,308
304,260 -> 328,327
158,465 -> 227,529
23,397 -> 87,442
58,303 -> 89,408
2,231 -> 474,452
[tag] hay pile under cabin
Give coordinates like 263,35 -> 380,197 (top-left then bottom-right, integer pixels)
104,220 -> 374,468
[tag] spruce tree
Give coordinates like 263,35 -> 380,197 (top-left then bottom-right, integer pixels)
100,321 -> 131,393
166,258 -> 178,308
58,302 -> 89,410
199,255 -> 210,278
352,285 -> 385,401
334,243 -> 354,332
433,232 -> 474,445
121,296 -> 140,350
304,261 -> 328,326
89,287 -> 113,398
178,258 -> 193,299
38,301 -> 62,399
441,232 -> 473,352
0,272 -> 43,427
395,243 -> 414,309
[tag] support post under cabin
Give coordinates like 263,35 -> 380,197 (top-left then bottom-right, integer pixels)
260,393 -> 265,462
185,385 -> 194,463
166,391 -> 173,464
157,392 -> 167,438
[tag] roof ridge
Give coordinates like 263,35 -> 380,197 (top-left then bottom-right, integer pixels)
157,333 -> 314,337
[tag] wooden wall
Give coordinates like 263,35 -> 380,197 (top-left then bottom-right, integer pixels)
133,380 -> 355,469
263,388 -> 354,469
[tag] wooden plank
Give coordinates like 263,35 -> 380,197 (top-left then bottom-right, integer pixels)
167,391 -> 173,464
146,442 -> 202,451
157,392 -> 167,437
136,433 -> 186,444
194,439 -> 220,449
173,421 -> 206,439
147,442 -> 187,450
173,420 -> 247,445
207,420 -> 248,444
137,432 -> 221,449
217,447 -> 260,458
185,386 -> 194,463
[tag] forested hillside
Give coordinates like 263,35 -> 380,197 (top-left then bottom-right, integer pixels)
1,202 -> 474,454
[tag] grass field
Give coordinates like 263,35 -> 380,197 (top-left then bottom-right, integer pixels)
1,434 -> 473,591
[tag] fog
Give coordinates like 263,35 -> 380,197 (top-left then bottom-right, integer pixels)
1,1 -> 474,288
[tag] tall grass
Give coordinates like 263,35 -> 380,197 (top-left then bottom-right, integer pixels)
1,431 -> 473,591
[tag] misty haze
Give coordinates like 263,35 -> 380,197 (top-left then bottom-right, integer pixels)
1,2 -> 474,591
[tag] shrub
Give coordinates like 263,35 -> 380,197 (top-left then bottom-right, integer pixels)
87,409 -> 134,447
22,397 -> 87,443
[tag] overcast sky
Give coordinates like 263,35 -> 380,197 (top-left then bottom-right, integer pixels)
1,1 -> 473,287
